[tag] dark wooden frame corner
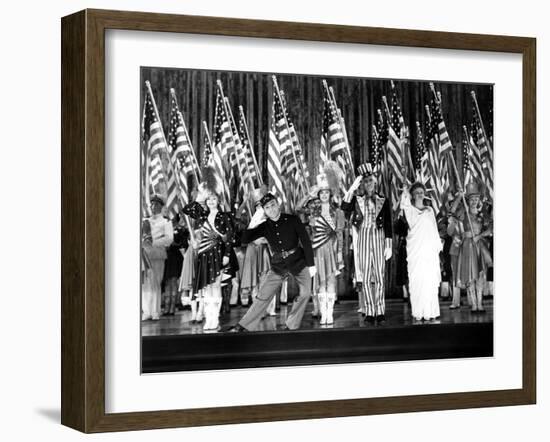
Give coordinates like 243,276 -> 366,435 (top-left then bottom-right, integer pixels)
61,9 -> 536,433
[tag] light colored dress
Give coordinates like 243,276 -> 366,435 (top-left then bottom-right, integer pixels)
401,191 -> 442,320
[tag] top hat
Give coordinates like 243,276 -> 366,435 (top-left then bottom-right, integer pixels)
357,162 -> 377,178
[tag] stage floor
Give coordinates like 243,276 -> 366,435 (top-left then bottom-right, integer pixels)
142,298 -> 493,337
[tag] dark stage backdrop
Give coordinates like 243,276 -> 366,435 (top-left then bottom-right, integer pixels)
140,67 -> 494,298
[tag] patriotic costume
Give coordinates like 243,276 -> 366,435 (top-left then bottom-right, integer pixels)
162,221 -> 187,316
309,168 -> 345,325
182,186 -> 236,330
400,185 -> 442,321
455,183 -> 493,312
342,164 -> 392,323
141,196 -> 174,321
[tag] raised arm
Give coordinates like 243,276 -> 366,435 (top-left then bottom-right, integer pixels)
294,216 -> 314,267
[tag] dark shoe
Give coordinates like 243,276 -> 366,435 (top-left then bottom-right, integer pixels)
376,314 -> 386,324
449,304 -> 460,310
364,315 -> 375,324
223,324 -> 248,333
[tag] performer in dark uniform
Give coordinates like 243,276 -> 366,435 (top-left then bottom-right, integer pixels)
341,163 -> 393,324
231,193 -> 316,331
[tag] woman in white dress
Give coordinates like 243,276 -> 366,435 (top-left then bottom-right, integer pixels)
400,183 -> 442,321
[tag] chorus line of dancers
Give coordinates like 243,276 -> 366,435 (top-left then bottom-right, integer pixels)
141,161 -> 493,332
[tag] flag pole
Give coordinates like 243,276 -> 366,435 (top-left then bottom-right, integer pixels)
471,91 -> 492,152
327,84 -> 356,181
223,97 -> 253,218
169,89 -> 201,187
239,105 -> 263,186
272,75 -> 310,195
427,83 -> 472,226
145,81 -> 186,216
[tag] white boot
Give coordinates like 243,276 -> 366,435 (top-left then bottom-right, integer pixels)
196,296 -> 204,323
266,295 -> 276,316
190,300 -> 197,322
450,286 -> 461,309
312,294 -> 320,318
326,292 -> 336,325
318,292 -> 327,325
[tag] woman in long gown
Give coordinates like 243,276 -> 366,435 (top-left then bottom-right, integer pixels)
400,183 -> 442,321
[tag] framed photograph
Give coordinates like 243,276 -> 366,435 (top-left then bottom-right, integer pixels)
61,9 -> 536,433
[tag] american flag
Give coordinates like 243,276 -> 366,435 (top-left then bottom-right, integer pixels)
322,86 -> 348,192
368,123 -> 380,166
472,107 -> 494,199
429,98 -> 450,195
168,93 -> 194,205
319,93 -> 330,171
376,110 -> 389,197
465,122 -> 484,187
267,90 -> 288,208
425,109 -> 442,214
387,93 -> 405,187
414,122 -> 429,185
237,108 -> 260,187
142,86 -> 179,218
211,89 -> 232,209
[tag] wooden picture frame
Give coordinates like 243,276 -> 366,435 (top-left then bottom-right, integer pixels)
61,8 -> 536,433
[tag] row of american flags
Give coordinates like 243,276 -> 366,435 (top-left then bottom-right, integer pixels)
141,76 -> 494,220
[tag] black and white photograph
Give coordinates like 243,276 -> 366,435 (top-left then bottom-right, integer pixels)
140,67 -> 494,373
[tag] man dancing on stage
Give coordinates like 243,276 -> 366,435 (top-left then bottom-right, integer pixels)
342,163 -> 393,325
230,193 -> 316,331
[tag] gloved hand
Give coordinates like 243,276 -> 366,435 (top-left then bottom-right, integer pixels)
384,247 -> 392,261
309,266 -> 317,278
248,207 -> 266,229
222,256 -> 229,266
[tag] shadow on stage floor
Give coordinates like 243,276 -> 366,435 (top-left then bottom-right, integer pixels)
141,299 -> 493,373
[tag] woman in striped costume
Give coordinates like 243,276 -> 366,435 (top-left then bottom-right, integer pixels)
309,170 -> 345,326
182,180 -> 236,331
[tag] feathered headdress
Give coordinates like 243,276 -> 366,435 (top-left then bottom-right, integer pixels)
196,166 -> 221,203
317,160 -> 344,194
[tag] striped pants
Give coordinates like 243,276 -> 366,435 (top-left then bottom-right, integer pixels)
357,225 -> 386,316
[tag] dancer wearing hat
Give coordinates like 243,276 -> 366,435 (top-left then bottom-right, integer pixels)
182,173 -> 236,331
454,182 -> 493,313
231,192 -> 316,331
142,195 -> 174,321
309,162 -> 346,325
342,163 -> 393,324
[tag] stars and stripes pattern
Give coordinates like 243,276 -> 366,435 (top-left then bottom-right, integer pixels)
465,122 -> 484,187
322,87 -> 349,192
142,87 -> 179,218
472,107 -> 494,200
237,108 -> 260,187
267,91 -> 288,208
311,215 -> 336,250
319,93 -> 330,170
211,90 -> 232,209
414,122 -> 429,185
425,113 -> 442,214
429,98 -> 451,196
168,94 -> 193,205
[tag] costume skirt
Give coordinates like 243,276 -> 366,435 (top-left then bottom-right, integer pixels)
314,239 -> 338,287
240,243 -> 270,290
457,237 -> 493,287
178,246 -> 196,292
193,240 -> 224,293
